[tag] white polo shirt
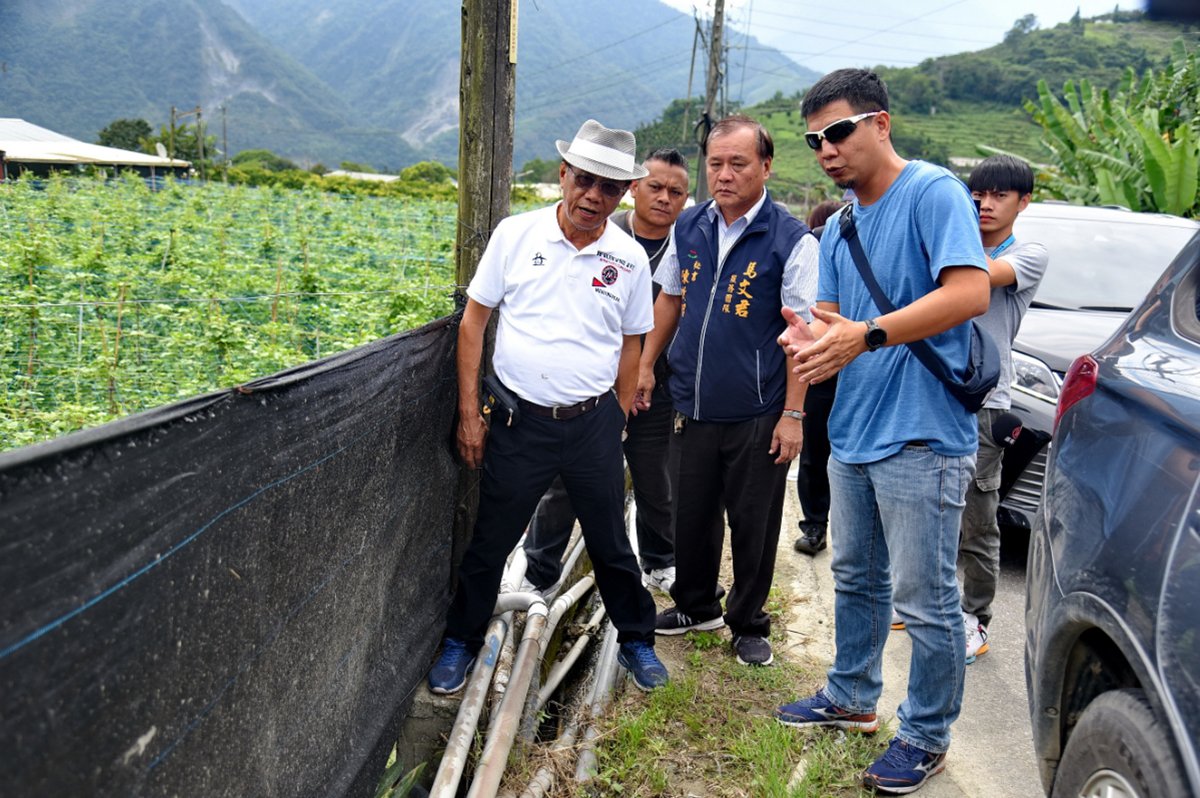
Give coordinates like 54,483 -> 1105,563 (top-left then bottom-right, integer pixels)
468,204 -> 654,406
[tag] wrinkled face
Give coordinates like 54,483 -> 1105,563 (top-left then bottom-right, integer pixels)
705,126 -> 770,218
972,188 -> 1030,237
804,99 -> 887,191
559,162 -> 628,233
630,160 -> 689,230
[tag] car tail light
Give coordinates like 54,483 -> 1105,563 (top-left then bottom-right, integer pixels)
1054,355 -> 1098,433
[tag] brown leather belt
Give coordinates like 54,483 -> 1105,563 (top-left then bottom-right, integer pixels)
519,391 -> 608,420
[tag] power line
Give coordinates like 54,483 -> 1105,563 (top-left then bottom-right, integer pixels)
521,15 -> 691,78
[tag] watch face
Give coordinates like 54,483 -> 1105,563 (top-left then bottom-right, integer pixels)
866,322 -> 887,350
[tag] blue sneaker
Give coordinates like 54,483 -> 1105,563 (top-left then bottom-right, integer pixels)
775,689 -> 880,732
428,638 -> 476,695
617,641 -> 669,691
862,737 -> 947,794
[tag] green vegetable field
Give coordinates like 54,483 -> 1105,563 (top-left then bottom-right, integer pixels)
1,175 -> 460,452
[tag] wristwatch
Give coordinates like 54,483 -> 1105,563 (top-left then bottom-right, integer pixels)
864,318 -> 887,351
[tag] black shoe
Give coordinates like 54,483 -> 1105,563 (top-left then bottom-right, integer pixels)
732,634 -> 773,666
793,532 -> 827,555
655,606 -> 725,635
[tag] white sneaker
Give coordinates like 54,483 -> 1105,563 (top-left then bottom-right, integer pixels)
642,566 -> 676,594
964,611 -> 989,664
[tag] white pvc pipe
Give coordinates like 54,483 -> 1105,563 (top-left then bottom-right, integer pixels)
465,606 -> 550,798
536,604 -> 606,711
575,622 -> 621,782
427,611 -> 511,798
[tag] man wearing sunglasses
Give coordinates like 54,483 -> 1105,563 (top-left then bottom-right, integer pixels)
638,115 -> 819,669
773,69 -> 990,795
428,119 -> 669,696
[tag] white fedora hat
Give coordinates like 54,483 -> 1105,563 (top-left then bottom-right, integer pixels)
555,119 -> 649,181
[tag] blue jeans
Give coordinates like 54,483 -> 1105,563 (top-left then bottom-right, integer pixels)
823,444 -> 973,753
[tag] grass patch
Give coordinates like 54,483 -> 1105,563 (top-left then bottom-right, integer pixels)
588,629 -> 884,797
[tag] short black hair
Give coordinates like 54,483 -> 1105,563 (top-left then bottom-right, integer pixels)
967,155 -> 1035,196
801,69 -> 889,119
644,147 -> 688,170
707,114 -> 773,160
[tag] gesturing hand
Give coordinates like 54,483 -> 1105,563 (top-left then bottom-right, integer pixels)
790,306 -> 868,385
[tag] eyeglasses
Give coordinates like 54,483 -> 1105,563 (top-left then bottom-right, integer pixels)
804,111 -> 881,150
566,164 -> 629,199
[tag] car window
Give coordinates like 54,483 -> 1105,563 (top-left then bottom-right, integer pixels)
1014,214 -> 1198,312
1171,234 -> 1200,344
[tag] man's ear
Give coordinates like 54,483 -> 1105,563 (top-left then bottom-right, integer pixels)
874,110 -> 892,139
1017,193 -> 1032,212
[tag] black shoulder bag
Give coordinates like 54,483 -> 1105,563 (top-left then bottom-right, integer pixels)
838,205 -> 1000,414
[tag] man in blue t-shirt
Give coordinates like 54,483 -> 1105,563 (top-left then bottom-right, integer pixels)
773,69 -> 990,795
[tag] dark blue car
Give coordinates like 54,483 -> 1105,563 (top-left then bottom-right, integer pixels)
1025,229 -> 1200,797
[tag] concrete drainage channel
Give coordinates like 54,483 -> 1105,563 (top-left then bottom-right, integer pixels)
400,522 -> 630,798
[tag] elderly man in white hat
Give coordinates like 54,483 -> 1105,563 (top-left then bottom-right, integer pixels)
428,119 -> 669,694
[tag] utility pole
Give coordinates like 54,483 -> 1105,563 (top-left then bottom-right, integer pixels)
456,0 -> 516,293
172,105 -> 203,178
221,105 -> 229,183
694,0 -> 725,203
444,0 -> 517,625
682,17 -> 701,143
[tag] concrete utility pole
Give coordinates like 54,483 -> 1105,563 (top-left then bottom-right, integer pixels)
694,0 -> 725,203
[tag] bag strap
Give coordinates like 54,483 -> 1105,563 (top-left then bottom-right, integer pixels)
838,205 -> 960,386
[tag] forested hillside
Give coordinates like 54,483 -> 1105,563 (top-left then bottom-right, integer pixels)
630,11 -> 1198,207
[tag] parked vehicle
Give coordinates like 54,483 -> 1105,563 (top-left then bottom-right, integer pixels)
997,203 -> 1200,531
1025,229 -> 1200,797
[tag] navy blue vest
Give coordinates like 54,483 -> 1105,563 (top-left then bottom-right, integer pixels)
667,194 -> 810,422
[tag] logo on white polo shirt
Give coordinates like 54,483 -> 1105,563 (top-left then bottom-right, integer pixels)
532,252 -> 547,267
598,251 -> 634,272
591,266 -> 621,301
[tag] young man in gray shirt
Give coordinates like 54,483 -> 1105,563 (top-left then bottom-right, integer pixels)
959,154 -> 1048,663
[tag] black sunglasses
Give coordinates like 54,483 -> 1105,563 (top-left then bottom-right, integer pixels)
804,111 -> 881,150
566,164 -> 629,199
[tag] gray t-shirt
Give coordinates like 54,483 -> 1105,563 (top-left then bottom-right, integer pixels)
979,238 -> 1049,409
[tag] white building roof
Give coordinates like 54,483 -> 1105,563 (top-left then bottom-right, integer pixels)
325,169 -> 400,183
0,118 -> 190,168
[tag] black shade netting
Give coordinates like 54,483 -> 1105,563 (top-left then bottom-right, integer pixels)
0,313 -> 462,797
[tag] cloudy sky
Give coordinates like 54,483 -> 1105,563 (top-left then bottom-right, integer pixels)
659,0 -> 1141,77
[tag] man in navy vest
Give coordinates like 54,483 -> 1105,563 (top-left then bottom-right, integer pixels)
637,115 -> 818,667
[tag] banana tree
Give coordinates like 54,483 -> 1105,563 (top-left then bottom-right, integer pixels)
980,40 -> 1199,218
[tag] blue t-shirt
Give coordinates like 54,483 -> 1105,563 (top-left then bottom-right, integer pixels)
818,161 -> 987,463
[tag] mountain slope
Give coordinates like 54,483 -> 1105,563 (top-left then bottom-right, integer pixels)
0,0 -> 423,168
3,0 -> 817,170
224,0 -> 821,167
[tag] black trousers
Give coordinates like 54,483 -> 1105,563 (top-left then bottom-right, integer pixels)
524,384 -> 675,586
795,375 -> 837,532
446,393 -> 656,650
669,413 -> 790,637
